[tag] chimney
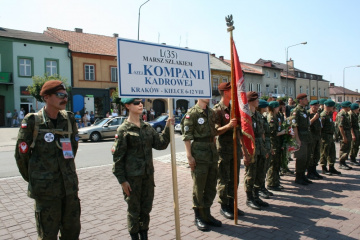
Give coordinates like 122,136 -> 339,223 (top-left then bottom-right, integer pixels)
287,58 -> 294,70
264,61 -> 272,67
75,28 -> 83,33
356,89 -> 358,93
211,53 -> 215,57
113,33 -> 119,37
329,83 -> 335,87
219,56 -> 224,61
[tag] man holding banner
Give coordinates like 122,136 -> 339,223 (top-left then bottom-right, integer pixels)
181,98 -> 222,231
213,82 -> 245,219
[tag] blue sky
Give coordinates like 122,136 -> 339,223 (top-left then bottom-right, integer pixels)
2,0 -> 360,92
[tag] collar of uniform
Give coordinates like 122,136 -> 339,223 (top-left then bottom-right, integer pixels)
219,100 -> 230,111
123,118 -> 146,129
194,103 -> 208,113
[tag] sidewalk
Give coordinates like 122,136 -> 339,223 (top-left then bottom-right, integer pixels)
1,128 -> 360,239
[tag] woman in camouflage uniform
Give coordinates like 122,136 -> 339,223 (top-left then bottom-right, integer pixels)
112,98 -> 173,240
266,101 -> 287,191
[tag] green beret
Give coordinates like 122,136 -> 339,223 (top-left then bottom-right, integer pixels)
341,101 -> 352,108
268,101 -> 279,108
351,103 -> 359,110
319,98 -> 327,105
310,100 -> 319,106
121,98 -> 136,104
258,99 -> 269,108
324,100 -> 335,107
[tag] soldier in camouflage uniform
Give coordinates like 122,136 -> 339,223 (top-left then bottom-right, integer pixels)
292,93 -> 313,185
307,100 -> 323,180
266,101 -> 287,191
257,100 -> 273,198
318,98 -> 327,114
212,82 -> 245,220
112,98 -> 172,240
244,92 -> 269,210
336,101 -> 353,170
181,98 -> 221,231
15,80 -> 81,240
320,100 -> 341,175
349,103 -> 360,165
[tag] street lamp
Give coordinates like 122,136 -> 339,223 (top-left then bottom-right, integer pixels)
138,0 -> 150,41
343,65 -> 360,102
285,41 -> 307,96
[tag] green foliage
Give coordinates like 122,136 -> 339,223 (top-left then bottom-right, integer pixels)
111,88 -> 121,104
260,95 -> 269,101
27,74 -> 69,102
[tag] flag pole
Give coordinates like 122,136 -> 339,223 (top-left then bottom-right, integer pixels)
226,15 -> 238,224
168,98 -> 181,239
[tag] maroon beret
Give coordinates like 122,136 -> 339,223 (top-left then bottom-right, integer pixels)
296,93 -> 307,100
247,91 -> 258,102
218,82 -> 231,91
40,80 -> 66,96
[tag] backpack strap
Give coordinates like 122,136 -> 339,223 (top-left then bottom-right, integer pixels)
30,111 -> 42,148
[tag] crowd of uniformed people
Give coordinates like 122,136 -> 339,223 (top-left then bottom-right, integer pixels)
14,80 -> 360,239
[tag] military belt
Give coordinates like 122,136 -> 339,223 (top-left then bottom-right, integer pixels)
194,137 -> 214,142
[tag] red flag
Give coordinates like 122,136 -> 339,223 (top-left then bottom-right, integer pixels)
232,40 -> 255,157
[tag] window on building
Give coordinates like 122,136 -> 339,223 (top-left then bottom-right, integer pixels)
85,64 -> 95,80
212,78 -> 219,90
289,87 -> 293,95
347,96 -> 349,101
266,84 -> 270,93
266,71 -> 270,78
19,58 -> 32,77
274,72 -> 277,78
338,96 -> 342,102
318,88 -> 321,97
45,59 -> 58,76
324,89 -> 326,97
274,85 -> 278,94
222,78 -> 228,82
306,86 -> 309,95
283,86 -> 286,94
249,83 -> 253,91
300,86 -> 303,93
111,67 -> 118,82
312,87 -> 315,96
297,72 -> 301,77
257,83 -> 261,93
304,73 -> 307,78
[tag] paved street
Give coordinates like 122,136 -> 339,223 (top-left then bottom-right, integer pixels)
1,127 -> 360,239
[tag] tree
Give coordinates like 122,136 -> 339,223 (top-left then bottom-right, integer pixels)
111,87 -> 121,104
27,74 -> 70,102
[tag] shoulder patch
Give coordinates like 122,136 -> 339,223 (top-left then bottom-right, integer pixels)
186,115 -> 190,119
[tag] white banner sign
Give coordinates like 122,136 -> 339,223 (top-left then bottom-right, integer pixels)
117,38 -> 211,99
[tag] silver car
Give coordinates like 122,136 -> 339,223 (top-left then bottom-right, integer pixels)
78,117 -> 126,142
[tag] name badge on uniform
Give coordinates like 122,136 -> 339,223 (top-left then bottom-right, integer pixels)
303,114 -> 307,118
225,113 -> 230,120
198,118 -> 204,124
44,133 -> 55,142
60,138 -> 74,159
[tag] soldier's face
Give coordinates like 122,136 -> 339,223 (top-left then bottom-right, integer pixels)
126,99 -> 143,114
44,90 -> 68,111
310,104 -> 319,112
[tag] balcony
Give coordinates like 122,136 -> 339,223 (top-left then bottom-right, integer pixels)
0,72 -> 13,84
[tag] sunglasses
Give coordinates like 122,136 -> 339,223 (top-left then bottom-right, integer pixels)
132,100 -> 144,105
55,92 -> 68,99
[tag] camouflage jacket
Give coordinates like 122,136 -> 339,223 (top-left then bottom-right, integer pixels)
308,110 -> 322,140
14,108 -> 79,200
251,110 -> 265,156
181,104 -> 218,163
291,104 -> 311,142
262,112 -> 271,153
336,109 -> 351,131
112,119 -> 170,184
267,113 -> 281,149
213,100 -> 241,155
349,111 -> 359,132
320,111 -> 335,136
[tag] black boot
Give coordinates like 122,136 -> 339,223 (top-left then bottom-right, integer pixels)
246,191 -> 261,210
339,162 -> 352,170
349,158 -> 360,166
204,207 -> 222,227
295,172 -> 308,185
307,166 -> 318,180
259,188 -> 270,199
139,230 -> 148,240
329,165 -> 341,175
229,200 -> 245,216
220,204 -> 234,220
193,208 -> 209,231
322,165 -> 331,175
303,173 -> 313,184
262,186 -> 274,196
130,233 -> 139,240
312,166 -> 323,179
253,189 -> 269,207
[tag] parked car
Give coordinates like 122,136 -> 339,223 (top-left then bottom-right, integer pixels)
148,115 -> 182,133
78,116 -> 127,142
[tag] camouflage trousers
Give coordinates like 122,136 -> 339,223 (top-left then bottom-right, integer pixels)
123,174 -> 154,234
294,141 -> 311,174
339,131 -> 352,163
217,154 -> 240,205
34,194 -> 81,240
191,162 -> 218,208
320,135 -> 336,166
350,131 -> 360,161
267,149 -> 281,187
309,137 -> 321,167
244,154 -> 266,192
